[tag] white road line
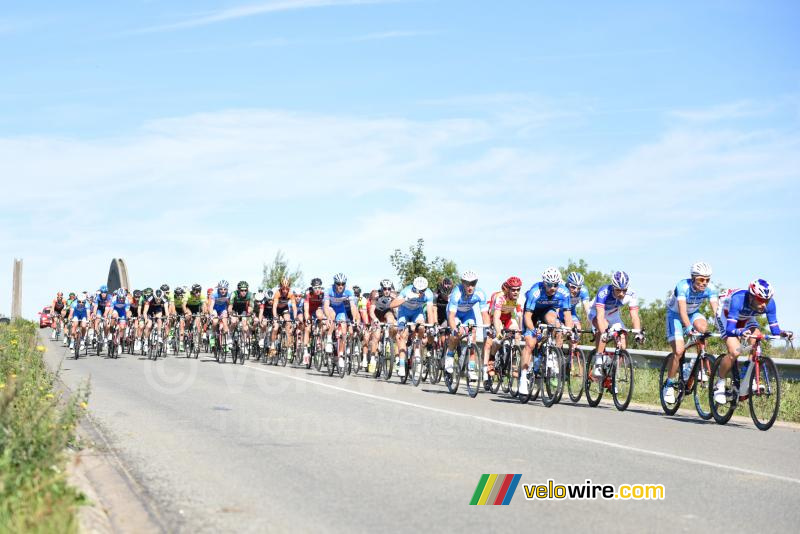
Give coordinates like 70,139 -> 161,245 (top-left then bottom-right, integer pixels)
243,362 -> 800,486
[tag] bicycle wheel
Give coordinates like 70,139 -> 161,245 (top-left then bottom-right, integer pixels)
540,346 -> 563,407
658,353 -> 684,416
709,356 -> 737,425
509,346 -> 521,397
693,354 -> 715,420
489,356 -> 502,394
351,337 -> 362,375
566,347 -> 585,403
410,345 -> 423,387
428,345 -> 443,385
612,350 -> 633,411
465,343 -> 482,398
382,340 -> 394,381
445,353 -> 460,394
218,334 -> 227,364
74,334 -> 81,360
585,351 -> 604,407
749,357 -> 780,431
518,365 -> 536,404
337,338 -> 347,378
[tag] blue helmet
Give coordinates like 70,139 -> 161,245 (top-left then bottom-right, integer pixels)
611,271 -> 630,290
115,288 -> 126,299
99,285 -> 108,293
333,273 -> 347,285
749,279 -> 774,300
567,272 -> 584,287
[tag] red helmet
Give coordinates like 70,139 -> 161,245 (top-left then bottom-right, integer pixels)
503,276 -> 522,290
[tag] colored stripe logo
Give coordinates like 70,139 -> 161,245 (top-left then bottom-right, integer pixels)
470,474 -> 521,505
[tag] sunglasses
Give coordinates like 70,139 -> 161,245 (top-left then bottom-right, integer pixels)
509,287 -> 520,292
568,284 -> 581,290
335,283 -> 345,287
613,287 -> 628,294
753,295 -> 770,305
693,277 -> 710,283
544,282 -> 559,289
462,281 -> 477,287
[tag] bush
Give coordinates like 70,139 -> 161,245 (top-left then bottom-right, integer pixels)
0,320 -> 89,533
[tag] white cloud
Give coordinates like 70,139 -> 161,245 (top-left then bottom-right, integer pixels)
670,100 -> 773,122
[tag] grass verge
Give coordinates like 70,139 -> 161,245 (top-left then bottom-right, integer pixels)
631,367 -> 800,424
0,320 -> 89,533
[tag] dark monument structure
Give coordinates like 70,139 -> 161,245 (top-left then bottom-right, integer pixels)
107,258 -> 130,293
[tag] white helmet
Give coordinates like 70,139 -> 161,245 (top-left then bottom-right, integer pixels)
412,276 -> 429,292
690,261 -> 712,278
460,270 -> 478,283
542,267 -> 562,285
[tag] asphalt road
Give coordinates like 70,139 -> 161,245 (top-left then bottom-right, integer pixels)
42,333 -> 800,533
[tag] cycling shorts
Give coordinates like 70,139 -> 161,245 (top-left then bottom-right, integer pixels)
72,309 -> 88,321
666,310 -> 705,342
397,308 -> 425,326
454,310 -> 477,326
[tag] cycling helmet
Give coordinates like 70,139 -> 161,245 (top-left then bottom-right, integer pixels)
503,276 -> 522,290
567,272 -> 584,287
438,277 -> 454,295
57,291 -> 63,297
133,290 -> 142,298
266,289 -> 275,299
99,285 -> 108,293
160,284 -> 169,293
690,262 -> 713,278
311,277 -> 322,288
143,287 -> 153,297
749,279 -> 774,300
174,287 -> 185,296
77,294 -> 87,303
237,281 -> 249,291
412,277 -> 429,292
279,278 -> 290,289
380,279 -> 394,290
542,267 -> 562,285
207,288 -> 214,296
115,288 -> 126,299
191,283 -> 202,292
333,273 -> 347,285
353,285 -> 362,296
154,289 -> 164,299
460,270 -> 478,283
69,292 -> 76,299
218,280 -> 229,289
611,271 -> 630,290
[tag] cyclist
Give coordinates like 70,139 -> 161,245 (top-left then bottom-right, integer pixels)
662,262 -> 719,403
520,268 -> 574,395
68,293 -> 91,350
92,285 -> 112,344
170,287 -> 188,351
50,291 -> 67,340
444,270 -> 490,380
183,284 -> 206,343
367,279 -> 396,371
130,289 -> 144,351
270,279 -> 297,357
560,272 -> 591,333
322,273 -> 360,368
142,288 -> 169,351
485,276 -> 523,389
62,292 -> 77,345
391,276 -> 434,378
712,279 -> 793,405
432,277 -> 454,326
257,288 -> 275,349
230,281 -> 254,355
302,278 -> 326,365
209,280 -> 233,348
108,288 -> 130,356
589,271 -> 643,378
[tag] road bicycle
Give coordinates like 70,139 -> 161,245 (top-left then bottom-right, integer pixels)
485,328 -> 521,395
585,327 -> 643,411
519,324 -> 567,407
444,324 -> 486,398
709,333 -> 787,431
406,323 -> 435,387
565,329 -> 593,403
658,332 -> 719,419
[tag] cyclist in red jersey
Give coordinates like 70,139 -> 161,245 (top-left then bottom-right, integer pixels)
302,277 -> 326,365
484,276 -> 523,389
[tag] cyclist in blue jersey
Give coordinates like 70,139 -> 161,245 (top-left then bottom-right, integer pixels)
444,270 -> 490,377
662,262 -> 719,403
68,293 -> 91,349
323,273 -> 360,369
108,288 -> 130,356
712,279 -> 793,405
390,276 -> 435,378
588,271 -> 643,377
92,285 -> 112,340
520,268 -> 574,396
560,272 -> 591,332
209,280 -> 233,348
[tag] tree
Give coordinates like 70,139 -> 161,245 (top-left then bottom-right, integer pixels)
389,238 -> 459,288
261,251 -> 303,290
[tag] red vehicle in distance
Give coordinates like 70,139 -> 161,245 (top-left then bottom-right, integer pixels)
39,306 -> 52,328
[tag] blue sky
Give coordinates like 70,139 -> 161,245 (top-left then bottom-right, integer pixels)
1,0 -> 798,329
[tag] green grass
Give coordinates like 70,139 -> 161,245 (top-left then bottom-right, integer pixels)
630,367 -> 800,424
0,321 -> 89,533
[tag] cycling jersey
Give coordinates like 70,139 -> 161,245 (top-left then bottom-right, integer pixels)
172,293 -> 186,309
373,295 -> 394,322
111,297 -> 130,319
211,290 -> 230,314
446,285 -> 488,324
434,292 -> 449,324
185,292 -> 206,312
666,279 -> 718,314
274,289 -> 295,317
258,299 -> 274,320
324,286 -> 354,316
230,291 -> 253,314
717,289 -> 781,338
524,282 -> 570,313
558,286 -> 590,323
71,300 -> 89,321
296,296 -> 305,315
588,284 -> 639,320
95,293 -> 111,315
396,285 -> 433,324
145,295 -> 166,315
488,291 -> 521,328
305,290 -> 324,316
53,297 -> 66,313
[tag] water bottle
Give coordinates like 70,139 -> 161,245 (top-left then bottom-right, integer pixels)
739,362 -> 749,380
682,361 -> 692,381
